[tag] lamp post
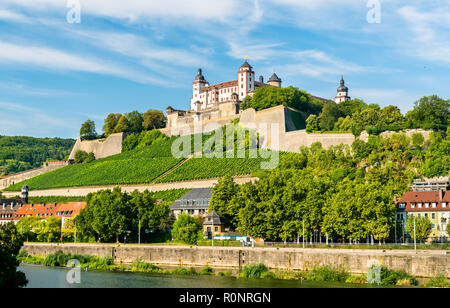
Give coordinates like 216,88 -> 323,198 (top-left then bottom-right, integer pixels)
302,219 -> 305,249
414,216 -> 417,251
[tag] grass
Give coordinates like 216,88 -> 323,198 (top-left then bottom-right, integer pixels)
425,273 -> 450,288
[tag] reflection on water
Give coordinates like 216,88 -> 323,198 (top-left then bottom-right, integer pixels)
19,263 -> 368,288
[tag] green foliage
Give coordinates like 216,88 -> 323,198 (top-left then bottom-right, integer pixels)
75,187 -> 171,243
240,86 -> 322,114
209,176 -> 240,229
375,265 -> 418,286
241,263 -> 273,279
0,136 -> 74,176
406,95 -> 449,130
306,266 -> 349,282
425,273 -> 450,288
305,114 -> 320,133
406,215 -> 432,243
122,129 -> 169,152
143,110 -> 166,130
172,213 -> 202,245
0,222 -> 28,288
199,266 -> 214,275
80,120 -> 97,140
74,150 -> 95,164
27,196 -> 86,204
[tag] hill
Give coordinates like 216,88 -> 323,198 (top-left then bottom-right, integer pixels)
0,136 -> 75,176
5,126 -> 278,191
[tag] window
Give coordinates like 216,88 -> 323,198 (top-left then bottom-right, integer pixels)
442,203 -> 447,208
432,224 -> 436,229
425,203 -> 429,208
418,203 -> 422,208
432,202 -> 437,208
432,213 -> 436,219
411,203 -> 415,208
424,213 -> 428,218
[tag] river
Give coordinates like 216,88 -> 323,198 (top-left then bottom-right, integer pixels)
19,263 -> 370,288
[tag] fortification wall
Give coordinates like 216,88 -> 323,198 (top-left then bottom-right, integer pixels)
22,243 -> 450,278
68,132 -> 126,161
0,162 -> 68,190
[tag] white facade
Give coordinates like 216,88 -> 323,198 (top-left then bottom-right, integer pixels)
334,75 -> 351,104
190,61 -> 272,112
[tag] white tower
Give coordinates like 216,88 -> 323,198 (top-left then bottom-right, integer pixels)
335,75 -> 351,104
191,68 -> 209,111
237,58 -> 255,101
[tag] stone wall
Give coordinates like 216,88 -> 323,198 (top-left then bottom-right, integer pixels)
0,162 -> 68,190
22,243 -> 450,278
68,132 -> 126,161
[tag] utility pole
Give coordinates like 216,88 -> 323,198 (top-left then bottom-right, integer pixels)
394,217 -> 397,244
414,216 -> 417,251
302,219 -> 305,249
75,221 -> 77,243
138,219 -> 141,245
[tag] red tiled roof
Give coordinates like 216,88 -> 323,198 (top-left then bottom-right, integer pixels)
14,202 -> 86,220
200,80 -> 238,93
396,191 -> 449,212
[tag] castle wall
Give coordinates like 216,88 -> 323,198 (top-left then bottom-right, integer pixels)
68,132 -> 126,161
0,162 -> 68,190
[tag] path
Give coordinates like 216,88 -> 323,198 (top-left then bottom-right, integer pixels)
1,176 -> 259,197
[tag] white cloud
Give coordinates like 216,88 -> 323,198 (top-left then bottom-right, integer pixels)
0,40 -> 181,87
350,88 -> 420,112
0,8 -> 30,22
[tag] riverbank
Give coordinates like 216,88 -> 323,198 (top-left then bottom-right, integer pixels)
21,243 -> 450,279
18,251 -> 425,287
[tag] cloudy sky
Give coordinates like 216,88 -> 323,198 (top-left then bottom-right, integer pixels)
0,0 -> 449,138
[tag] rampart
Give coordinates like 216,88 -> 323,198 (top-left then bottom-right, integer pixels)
68,132 -> 126,161
0,161 -> 68,190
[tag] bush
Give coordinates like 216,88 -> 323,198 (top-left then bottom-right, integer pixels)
199,266 -> 214,275
242,263 -> 273,279
375,265 -> 418,286
171,267 -> 197,275
74,150 -> 89,164
345,275 -> 367,284
306,265 -> 349,282
425,273 -> 450,288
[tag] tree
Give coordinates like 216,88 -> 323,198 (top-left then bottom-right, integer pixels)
319,103 -> 342,131
103,113 -> 122,137
36,217 -> 62,242
172,213 -> 202,245
209,176 -> 240,229
411,133 -> 425,148
114,115 -> 130,133
305,115 -> 320,133
80,120 -> 97,140
406,216 -> 432,243
406,95 -> 450,130
0,222 -> 28,288
126,111 -> 144,134
143,110 -> 166,130
74,150 -> 89,164
447,223 -> 450,238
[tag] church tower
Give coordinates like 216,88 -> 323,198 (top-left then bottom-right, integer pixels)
191,68 -> 209,111
334,75 -> 351,103
237,58 -> 255,101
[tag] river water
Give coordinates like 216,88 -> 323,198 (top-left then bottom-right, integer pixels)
19,264 -> 369,288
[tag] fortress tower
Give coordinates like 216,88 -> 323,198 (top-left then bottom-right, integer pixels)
335,75 -> 351,103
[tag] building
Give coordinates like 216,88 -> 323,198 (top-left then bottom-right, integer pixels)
14,202 -> 86,228
334,75 -> 351,103
203,210 -> 226,237
395,190 -> 450,241
0,185 -> 28,225
411,177 -> 449,192
190,59 -> 280,112
170,188 -> 212,219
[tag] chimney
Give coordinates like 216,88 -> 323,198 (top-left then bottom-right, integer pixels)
439,190 -> 443,201
259,76 -> 264,83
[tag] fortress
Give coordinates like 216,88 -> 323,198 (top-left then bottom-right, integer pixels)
162,60 -> 356,151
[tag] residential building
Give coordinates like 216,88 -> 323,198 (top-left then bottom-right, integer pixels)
170,188 -> 211,219
395,190 -> 450,241
411,177 -> 449,192
203,210 -> 225,237
14,202 -> 86,227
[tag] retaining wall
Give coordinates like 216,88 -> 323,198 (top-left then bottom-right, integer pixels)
22,243 -> 450,278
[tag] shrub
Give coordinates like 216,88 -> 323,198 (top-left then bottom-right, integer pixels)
242,263 -> 272,279
74,150 -> 89,164
345,275 -> 367,284
375,266 -> 418,286
306,265 -> 349,282
171,267 -> 197,275
199,266 -> 214,275
425,273 -> 450,288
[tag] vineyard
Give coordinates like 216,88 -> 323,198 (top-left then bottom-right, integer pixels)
4,125 -> 279,191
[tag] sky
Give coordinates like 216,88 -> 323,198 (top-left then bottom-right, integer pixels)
0,0 -> 449,138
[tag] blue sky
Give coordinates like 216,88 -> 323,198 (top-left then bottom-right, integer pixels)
0,0 -> 449,138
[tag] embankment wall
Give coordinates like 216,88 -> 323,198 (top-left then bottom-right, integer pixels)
22,243 -> 450,278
